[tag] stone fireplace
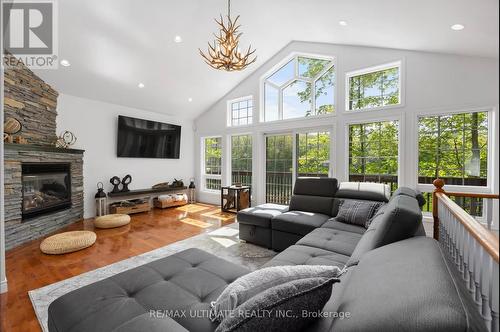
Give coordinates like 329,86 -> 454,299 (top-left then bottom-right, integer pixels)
3,54 -> 84,250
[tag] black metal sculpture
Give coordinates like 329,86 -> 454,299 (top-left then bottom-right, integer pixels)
110,176 -> 121,193
121,174 -> 132,192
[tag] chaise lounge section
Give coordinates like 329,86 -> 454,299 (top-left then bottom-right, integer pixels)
47,178 -> 487,332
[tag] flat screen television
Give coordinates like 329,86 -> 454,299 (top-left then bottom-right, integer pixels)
117,115 -> 181,159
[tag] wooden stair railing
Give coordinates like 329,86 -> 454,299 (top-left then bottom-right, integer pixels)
432,178 -> 499,332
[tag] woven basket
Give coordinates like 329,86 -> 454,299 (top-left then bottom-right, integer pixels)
40,231 -> 96,255
94,214 -> 131,229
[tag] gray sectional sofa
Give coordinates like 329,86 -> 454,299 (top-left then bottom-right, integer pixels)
48,178 -> 486,332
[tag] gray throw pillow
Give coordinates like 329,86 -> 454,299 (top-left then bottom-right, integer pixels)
215,277 -> 338,332
336,199 -> 383,228
211,265 -> 341,321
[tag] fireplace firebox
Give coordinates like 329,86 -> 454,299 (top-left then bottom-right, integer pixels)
22,163 -> 72,220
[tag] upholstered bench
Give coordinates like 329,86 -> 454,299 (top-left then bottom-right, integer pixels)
237,203 -> 288,248
40,231 -> 96,255
94,214 -> 131,229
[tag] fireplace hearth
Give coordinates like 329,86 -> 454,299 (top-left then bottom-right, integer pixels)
22,163 -> 72,220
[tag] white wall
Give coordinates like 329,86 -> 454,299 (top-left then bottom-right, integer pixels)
194,41 -> 499,228
57,94 -> 195,218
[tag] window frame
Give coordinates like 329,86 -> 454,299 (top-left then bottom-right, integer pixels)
344,115 -> 403,190
344,60 -> 404,113
415,107 -> 494,194
260,52 -> 337,123
226,95 -> 254,127
201,136 -> 223,193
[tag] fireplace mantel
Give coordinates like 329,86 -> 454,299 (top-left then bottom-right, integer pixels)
4,143 -> 84,154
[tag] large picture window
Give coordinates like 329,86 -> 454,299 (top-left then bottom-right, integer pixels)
346,62 -> 401,111
203,137 -> 222,191
418,112 -> 488,187
348,121 -> 399,191
266,134 -> 293,204
263,55 -> 335,122
296,132 -> 330,177
231,135 -> 252,186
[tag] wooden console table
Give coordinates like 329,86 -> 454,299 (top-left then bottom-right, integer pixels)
107,187 -> 188,214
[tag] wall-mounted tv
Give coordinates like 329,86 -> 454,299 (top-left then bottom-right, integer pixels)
117,115 -> 181,159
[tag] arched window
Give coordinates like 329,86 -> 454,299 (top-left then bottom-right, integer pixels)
262,54 -> 335,122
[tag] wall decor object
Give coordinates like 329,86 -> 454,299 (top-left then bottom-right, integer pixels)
152,182 -> 170,189
199,0 -> 256,71
121,174 -> 132,192
95,182 -> 107,217
3,117 -> 22,143
171,179 -> 184,188
110,176 -> 121,193
55,130 -> 77,148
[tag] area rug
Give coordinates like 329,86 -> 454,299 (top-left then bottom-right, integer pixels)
28,223 -> 276,332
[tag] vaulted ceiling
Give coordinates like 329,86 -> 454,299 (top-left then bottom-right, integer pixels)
35,0 -> 499,119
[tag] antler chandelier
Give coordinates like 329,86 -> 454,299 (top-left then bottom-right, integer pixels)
199,0 -> 256,71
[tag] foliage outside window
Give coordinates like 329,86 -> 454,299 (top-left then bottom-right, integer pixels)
263,55 -> 335,121
203,137 -> 222,191
418,112 -> 488,187
228,97 -> 253,126
349,121 -> 399,192
297,132 -> 330,177
266,134 -> 293,204
231,135 -> 252,186
347,63 -> 401,111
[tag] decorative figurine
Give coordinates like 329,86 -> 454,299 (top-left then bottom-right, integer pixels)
171,179 -> 184,188
121,174 -> 132,192
55,130 -> 77,148
110,176 -> 121,193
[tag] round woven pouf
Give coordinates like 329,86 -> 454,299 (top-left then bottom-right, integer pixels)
94,214 -> 131,229
40,231 -> 96,255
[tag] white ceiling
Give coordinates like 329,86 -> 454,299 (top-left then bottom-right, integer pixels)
35,0 -> 499,120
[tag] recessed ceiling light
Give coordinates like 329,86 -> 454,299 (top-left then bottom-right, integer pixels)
339,21 -> 348,26
188,97 -> 193,102
138,83 -> 145,88
174,35 -> 183,43
60,59 -> 71,67
451,24 -> 465,31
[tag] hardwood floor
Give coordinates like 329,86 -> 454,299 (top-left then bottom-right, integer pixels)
0,203 -> 235,332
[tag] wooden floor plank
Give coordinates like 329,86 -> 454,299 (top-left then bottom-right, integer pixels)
0,203 -> 233,332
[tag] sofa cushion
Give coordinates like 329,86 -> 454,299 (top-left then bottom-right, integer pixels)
336,182 -> 390,202
272,211 -> 330,236
293,177 -> 338,197
347,195 -> 422,266
48,248 -> 249,332
289,195 -> 334,215
111,313 -> 189,332
262,245 -> 350,268
211,265 -> 341,320
336,199 -> 384,228
296,228 -> 363,257
215,277 -> 338,332
319,237 -> 487,332
237,204 -> 289,228
321,219 -> 366,235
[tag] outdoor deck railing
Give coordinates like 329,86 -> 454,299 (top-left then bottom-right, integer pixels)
433,179 -> 499,332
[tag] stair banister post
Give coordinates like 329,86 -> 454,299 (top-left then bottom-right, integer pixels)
433,178 -> 445,240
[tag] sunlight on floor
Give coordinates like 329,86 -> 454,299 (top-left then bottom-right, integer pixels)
180,218 -> 212,228
210,236 -> 238,248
